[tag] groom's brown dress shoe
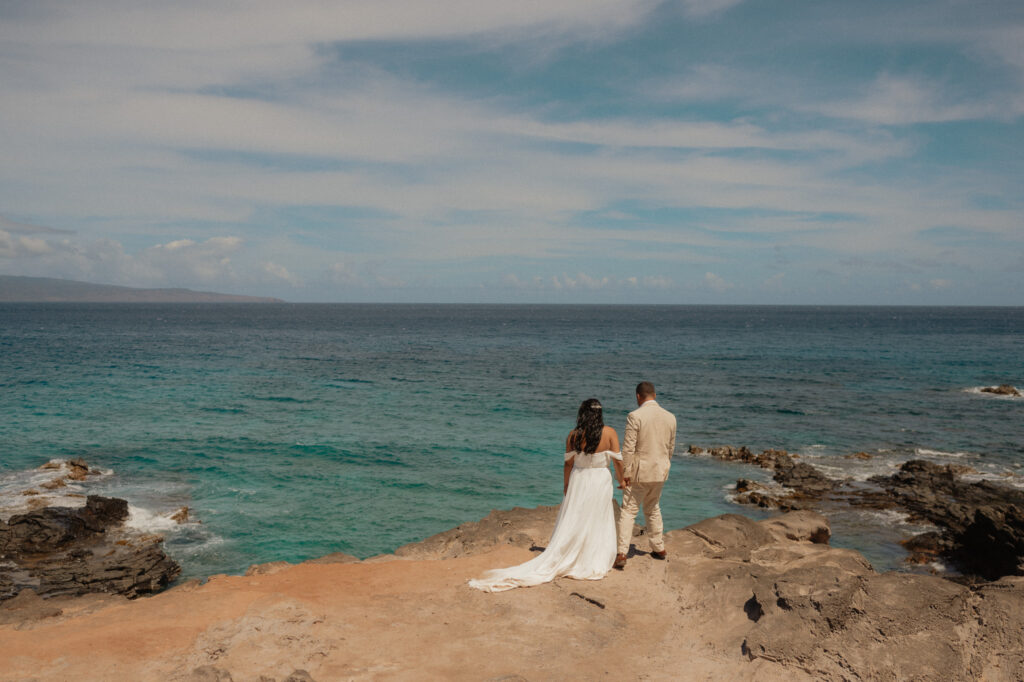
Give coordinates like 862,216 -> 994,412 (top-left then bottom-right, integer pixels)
613,554 -> 627,569
650,550 -> 667,560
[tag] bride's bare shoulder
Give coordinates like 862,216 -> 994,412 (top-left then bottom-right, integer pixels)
600,425 -> 619,450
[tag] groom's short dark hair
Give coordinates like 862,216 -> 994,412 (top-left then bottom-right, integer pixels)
636,381 -> 656,398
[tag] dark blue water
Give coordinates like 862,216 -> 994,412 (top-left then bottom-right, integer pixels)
1,304 -> 1021,577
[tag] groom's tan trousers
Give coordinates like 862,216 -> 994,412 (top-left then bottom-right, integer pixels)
617,481 -> 665,555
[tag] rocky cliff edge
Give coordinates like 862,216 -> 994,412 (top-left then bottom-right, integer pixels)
2,507 -> 1022,681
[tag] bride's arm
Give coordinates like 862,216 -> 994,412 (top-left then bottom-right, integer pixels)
607,428 -> 625,488
564,433 -> 575,495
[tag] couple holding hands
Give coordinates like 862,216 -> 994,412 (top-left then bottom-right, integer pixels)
470,382 -> 677,592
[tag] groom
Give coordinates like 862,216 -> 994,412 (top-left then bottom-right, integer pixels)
615,381 -> 677,569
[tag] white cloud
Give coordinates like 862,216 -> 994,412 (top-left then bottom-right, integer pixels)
157,239 -> 197,251
501,272 -> 673,292
812,73 -> 998,125
2,6 -> 1016,275
329,262 -> 363,286
0,1 -> 657,51
0,1 -> 1020,302
0,234 -> 245,288
0,230 -> 53,258
654,61 -> 1024,125
17,235 -> 52,255
262,262 -> 301,286
642,275 -> 673,289
703,271 -> 733,292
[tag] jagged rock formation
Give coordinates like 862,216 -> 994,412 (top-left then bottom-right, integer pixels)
981,384 -> 1021,396
0,459 -> 183,602
0,494 -> 181,600
1,491 -> 181,598
696,444 -> 1024,580
870,460 -> 1024,580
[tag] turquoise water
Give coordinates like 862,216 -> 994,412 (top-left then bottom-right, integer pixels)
1,304 -> 1021,578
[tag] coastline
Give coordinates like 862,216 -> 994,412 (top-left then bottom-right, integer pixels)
3,506 -> 1023,681
4,304 -> 1020,578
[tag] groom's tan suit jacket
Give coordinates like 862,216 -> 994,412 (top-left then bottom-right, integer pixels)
622,399 -> 677,483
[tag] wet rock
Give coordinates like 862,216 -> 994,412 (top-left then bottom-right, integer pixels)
0,494 -> 179,601
900,531 -> 954,565
844,451 -> 873,460
66,459 -> 91,481
772,455 -> 836,496
698,445 -> 796,469
170,506 -> 191,524
718,449 -> 1024,579
733,480 -> 813,511
981,384 -> 1021,396
868,460 -> 1024,579
734,478 -> 756,493
955,505 -> 1024,580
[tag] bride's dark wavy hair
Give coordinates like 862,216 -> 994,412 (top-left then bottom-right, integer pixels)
570,398 -> 604,454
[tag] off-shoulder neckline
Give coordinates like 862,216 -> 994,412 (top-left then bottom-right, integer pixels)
566,450 -> 621,455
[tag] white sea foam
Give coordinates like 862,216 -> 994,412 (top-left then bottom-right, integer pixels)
964,386 -> 1022,399
927,559 -> 959,575
124,505 -> 185,533
0,492 -> 87,522
848,508 -> 938,533
960,469 -> 1024,490
796,450 -> 903,482
914,447 -> 970,458
0,460 -> 96,521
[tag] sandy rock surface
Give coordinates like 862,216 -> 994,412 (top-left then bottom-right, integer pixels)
2,508 -> 1022,681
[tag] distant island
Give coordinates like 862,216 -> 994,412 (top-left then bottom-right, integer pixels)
0,276 -> 283,303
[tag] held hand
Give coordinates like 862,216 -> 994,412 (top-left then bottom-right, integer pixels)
622,477 -> 631,487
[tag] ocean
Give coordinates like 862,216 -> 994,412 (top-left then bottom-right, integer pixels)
1,304 -> 1021,579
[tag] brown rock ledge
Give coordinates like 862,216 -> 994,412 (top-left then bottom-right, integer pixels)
2,508 -> 1022,681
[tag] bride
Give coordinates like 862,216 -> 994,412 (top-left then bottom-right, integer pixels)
468,398 -> 624,592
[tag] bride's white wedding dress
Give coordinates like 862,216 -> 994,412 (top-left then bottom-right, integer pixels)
468,449 -> 622,592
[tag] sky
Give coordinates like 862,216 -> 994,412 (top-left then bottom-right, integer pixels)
0,0 -> 1022,304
